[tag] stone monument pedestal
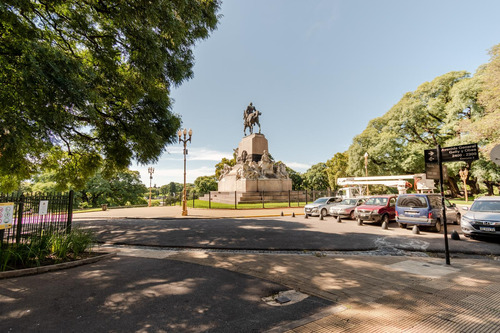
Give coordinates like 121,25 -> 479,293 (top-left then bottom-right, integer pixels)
200,131 -> 293,204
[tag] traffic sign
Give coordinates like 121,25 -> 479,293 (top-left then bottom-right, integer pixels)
441,143 -> 479,162
424,149 -> 438,164
425,143 -> 479,163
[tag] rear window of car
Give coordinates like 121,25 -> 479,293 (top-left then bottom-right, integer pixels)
340,199 -> 358,205
398,196 -> 427,208
364,197 -> 388,206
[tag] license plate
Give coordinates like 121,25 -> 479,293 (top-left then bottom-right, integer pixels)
405,211 -> 419,216
361,213 -> 369,218
479,227 -> 495,232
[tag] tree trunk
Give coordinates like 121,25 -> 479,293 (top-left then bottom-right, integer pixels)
446,177 -> 461,198
467,176 -> 480,195
484,181 -> 495,196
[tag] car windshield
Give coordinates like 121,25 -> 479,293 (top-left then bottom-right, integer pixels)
364,197 -> 388,206
470,200 -> 500,212
398,196 -> 427,208
340,199 -> 358,205
313,198 -> 328,204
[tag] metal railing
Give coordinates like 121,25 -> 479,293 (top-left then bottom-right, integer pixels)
158,189 -> 334,209
0,191 -> 74,244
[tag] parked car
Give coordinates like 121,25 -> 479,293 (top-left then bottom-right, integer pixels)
304,197 -> 342,217
461,196 -> 500,238
354,195 -> 397,224
395,194 -> 460,232
329,197 -> 366,220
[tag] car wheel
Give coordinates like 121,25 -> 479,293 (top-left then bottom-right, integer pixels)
454,213 -> 461,225
321,208 -> 327,217
433,220 -> 442,233
349,211 -> 355,220
398,223 -> 407,229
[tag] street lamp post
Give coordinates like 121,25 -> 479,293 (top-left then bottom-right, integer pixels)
148,167 -> 154,207
178,128 -> 192,216
364,152 -> 369,195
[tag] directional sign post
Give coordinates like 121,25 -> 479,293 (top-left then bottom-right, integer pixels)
425,143 -> 479,163
424,143 -> 479,266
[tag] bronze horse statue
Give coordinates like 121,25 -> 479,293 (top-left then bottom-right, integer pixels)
244,110 -> 261,136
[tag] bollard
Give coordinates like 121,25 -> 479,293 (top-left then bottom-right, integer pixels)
292,212 -> 295,218
450,230 -> 460,240
319,214 -> 324,221
381,221 -> 389,230
337,216 -> 342,223
304,214 -> 308,219
281,211 -> 284,216
357,218 -> 363,226
412,225 -> 420,234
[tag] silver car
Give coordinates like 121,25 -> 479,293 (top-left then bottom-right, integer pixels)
329,198 -> 366,220
304,197 -> 341,217
461,196 -> 500,238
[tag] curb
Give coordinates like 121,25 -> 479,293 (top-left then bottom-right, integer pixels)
0,252 -> 116,279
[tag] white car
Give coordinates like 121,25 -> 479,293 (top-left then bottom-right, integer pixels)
304,197 -> 341,217
461,196 -> 500,238
329,198 -> 366,220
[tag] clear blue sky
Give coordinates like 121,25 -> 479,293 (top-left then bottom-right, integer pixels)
134,0 -> 500,186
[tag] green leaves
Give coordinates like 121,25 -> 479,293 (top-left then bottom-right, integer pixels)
348,71 -> 474,177
0,0 -> 221,186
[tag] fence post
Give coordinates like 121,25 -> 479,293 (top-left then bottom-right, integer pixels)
288,190 -> 291,207
16,194 -> 25,244
262,191 -> 265,208
66,190 -> 74,233
305,190 -> 308,204
234,191 -> 237,210
192,192 -> 195,208
209,192 -> 211,209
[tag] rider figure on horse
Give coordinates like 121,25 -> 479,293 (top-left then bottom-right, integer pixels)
243,102 -> 262,136
244,102 -> 256,119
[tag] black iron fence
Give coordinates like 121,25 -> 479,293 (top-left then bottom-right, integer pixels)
0,191 -> 74,244
158,189 -> 334,209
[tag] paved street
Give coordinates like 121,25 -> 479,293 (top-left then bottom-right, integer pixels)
1,206 -> 499,332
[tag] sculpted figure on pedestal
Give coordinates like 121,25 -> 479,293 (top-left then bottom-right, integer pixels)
259,150 -> 274,177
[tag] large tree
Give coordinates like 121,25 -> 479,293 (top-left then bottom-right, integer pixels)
461,44 -> 500,153
194,175 -> 217,194
0,1 -> 221,190
325,152 -> 349,191
303,163 -> 329,190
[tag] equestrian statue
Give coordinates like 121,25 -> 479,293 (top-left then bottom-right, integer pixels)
243,102 -> 262,136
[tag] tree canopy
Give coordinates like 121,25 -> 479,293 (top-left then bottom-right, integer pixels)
0,0 -> 221,190
194,175 -> 217,194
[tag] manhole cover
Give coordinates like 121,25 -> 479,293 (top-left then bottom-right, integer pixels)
262,290 -> 309,306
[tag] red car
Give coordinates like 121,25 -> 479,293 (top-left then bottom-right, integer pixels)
354,195 -> 398,224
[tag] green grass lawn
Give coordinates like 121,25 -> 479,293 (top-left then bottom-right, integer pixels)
182,199 -> 306,209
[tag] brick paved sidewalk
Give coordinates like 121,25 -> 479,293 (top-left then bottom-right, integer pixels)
164,251 -> 500,332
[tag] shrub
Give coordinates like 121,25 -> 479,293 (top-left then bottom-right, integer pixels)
0,227 -> 96,271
